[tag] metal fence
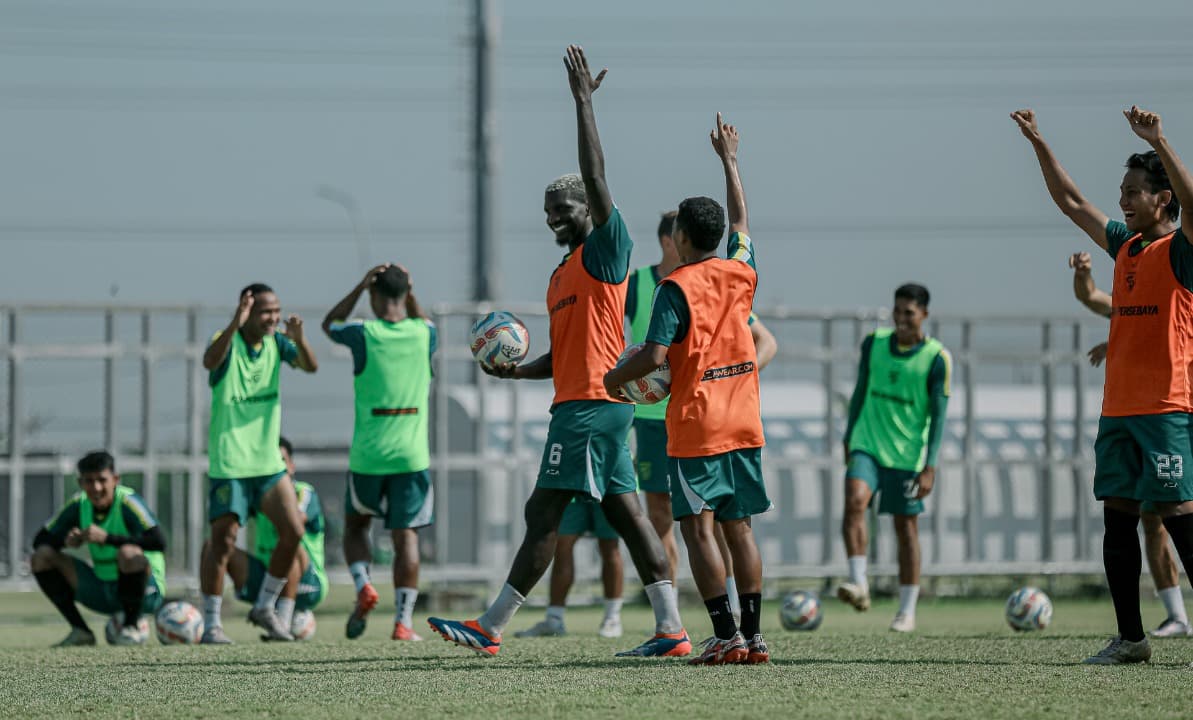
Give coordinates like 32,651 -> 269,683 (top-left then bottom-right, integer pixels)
0,303 -> 1112,591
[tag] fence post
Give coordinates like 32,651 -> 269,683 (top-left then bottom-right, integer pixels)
7,310 -> 24,579
1041,322 -> 1055,562
433,311 -> 450,568
141,311 -> 157,510
1072,321 -> 1089,561
186,310 -> 204,578
962,320 -> 979,561
104,310 -> 118,453
820,317 -> 837,566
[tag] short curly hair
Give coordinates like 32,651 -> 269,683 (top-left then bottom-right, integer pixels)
674,197 -> 725,252
544,174 -> 587,203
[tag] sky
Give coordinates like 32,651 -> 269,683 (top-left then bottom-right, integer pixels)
8,0 -> 1193,317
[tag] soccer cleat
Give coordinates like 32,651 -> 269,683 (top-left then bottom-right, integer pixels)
688,633 -> 749,666
836,582 -> 871,612
597,616 -> 623,639
392,622 -> 424,641
889,613 -> 916,633
614,630 -> 693,658
514,618 -> 566,638
249,606 -> 295,642
53,627 -> 96,648
745,633 -> 770,664
1151,617 -> 1193,638
200,626 -> 233,645
1083,636 -> 1152,665
346,583 -> 380,640
427,617 -> 501,656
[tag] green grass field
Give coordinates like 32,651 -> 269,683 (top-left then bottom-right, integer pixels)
0,589 -> 1189,719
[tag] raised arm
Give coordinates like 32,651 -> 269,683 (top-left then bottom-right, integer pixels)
1011,110 -> 1110,250
1125,106 -> 1193,244
750,315 -> 778,370
564,45 -> 612,227
203,290 -> 254,371
322,264 -> 389,336
1068,252 -> 1113,318
711,113 -> 747,237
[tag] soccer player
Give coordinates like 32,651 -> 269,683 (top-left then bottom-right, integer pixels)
323,263 -> 435,642
200,283 -> 317,643
836,284 -> 951,633
31,451 -> 166,646
1069,250 -> 1191,637
216,437 -> 328,640
1013,106 -> 1193,664
516,499 -> 625,639
427,45 -> 689,658
604,113 -> 771,665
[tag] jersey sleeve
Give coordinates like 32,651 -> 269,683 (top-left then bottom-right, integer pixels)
1105,220 -> 1134,259
427,320 -> 439,363
645,282 -> 690,347
748,312 -> 757,326
327,320 -> 369,375
581,207 -> 633,284
275,332 -> 300,367
207,331 -> 231,387
1169,229 -> 1193,293
843,334 -> 875,447
924,349 -> 953,467
726,232 -> 756,272
120,492 -> 161,532
41,495 -> 83,542
624,268 -> 639,319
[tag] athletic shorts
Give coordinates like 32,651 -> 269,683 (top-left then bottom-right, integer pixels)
208,471 -> 288,525
236,555 -> 327,611
633,418 -> 670,494
846,451 -> 924,516
669,447 -> 771,521
558,500 -> 619,540
1094,413 -> 1193,504
71,558 -> 163,615
344,470 -> 434,530
536,400 -> 636,500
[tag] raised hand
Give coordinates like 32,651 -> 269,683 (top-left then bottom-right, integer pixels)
1069,251 -> 1093,274
564,45 -> 606,102
360,263 -> 391,290
1010,109 -> 1042,142
1124,105 -> 1164,145
710,112 -> 739,160
283,314 -> 304,340
233,290 -> 255,329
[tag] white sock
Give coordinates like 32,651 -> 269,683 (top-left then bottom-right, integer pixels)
848,555 -> 869,591
645,580 -> 683,635
349,561 -> 371,593
898,585 -> 920,617
394,587 -> 418,628
255,574 -> 287,610
545,605 -> 566,624
477,583 -> 526,637
603,598 -> 623,621
276,597 -> 296,628
1159,586 -> 1189,624
725,576 -> 741,617
202,594 -> 223,630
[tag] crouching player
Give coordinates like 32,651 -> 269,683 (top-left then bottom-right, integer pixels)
31,451 -> 166,646
605,113 -> 770,665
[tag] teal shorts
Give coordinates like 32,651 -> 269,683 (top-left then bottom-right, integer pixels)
345,470 -> 434,529
71,558 -> 163,615
633,419 -> 670,494
1095,413 -> 1193,504
236,555 -> 327,611
669,447 -> 771,521
208,471 -> 288,525
846,451 -> 923,516
537,400 -> 637,500
558,499 -> 619,540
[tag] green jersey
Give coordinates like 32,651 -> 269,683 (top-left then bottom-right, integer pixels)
626,265 -> 668,420
253,480 -> 326,591
845,328 -> 951,472
328,317 -> 436,474
208,330 -> 298,479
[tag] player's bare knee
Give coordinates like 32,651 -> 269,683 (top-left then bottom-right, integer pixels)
116,545 -> 147,572
1141,512 -> 1166,535
894,515 -> 919,541
31,544 -> 61,572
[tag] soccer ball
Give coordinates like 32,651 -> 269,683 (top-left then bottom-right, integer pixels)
291,609 -> 316,641
615,343 -> 671,404
469,311 -> 530,369
105,611 -> 151,645
1005,587 -> 1052,632
779,590 -> 823,631
155,601 -> 204,644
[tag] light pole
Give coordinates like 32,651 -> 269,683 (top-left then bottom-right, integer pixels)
316,184 -> 373,271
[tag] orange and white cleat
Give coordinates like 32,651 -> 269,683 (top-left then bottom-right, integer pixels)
346,583 -> 380,639
745,633 -> 770,664
392,622 -> 424,641
427,617 -> 500,657
688,633 -> 748,666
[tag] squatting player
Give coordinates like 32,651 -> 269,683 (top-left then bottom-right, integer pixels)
200,283 -> 317,643
605,113 -> 771,665
323,264 -> 436,642
836,284 -> 951,633
428,45 -> 689,658
32,451 -> 167,646
1013,106 -> 1193,664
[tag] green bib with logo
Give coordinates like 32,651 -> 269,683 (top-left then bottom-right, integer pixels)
349,318 -> 432,474
79,486 -> 166,592
208,331 -> 285,479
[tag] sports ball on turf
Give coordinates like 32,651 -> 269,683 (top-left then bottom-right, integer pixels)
1005,586 -> 1052,632
469,311 -> 530,369
105,611 -> 151,645
290,609 -> 317,641
155,600 -> 204,645
614,343 -> 671,404
779,590 -> 823,631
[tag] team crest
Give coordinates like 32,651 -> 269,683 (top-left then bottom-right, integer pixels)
215,485 -> 231,504
888,370 -> 899,384
1125,272 -> 1136,291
